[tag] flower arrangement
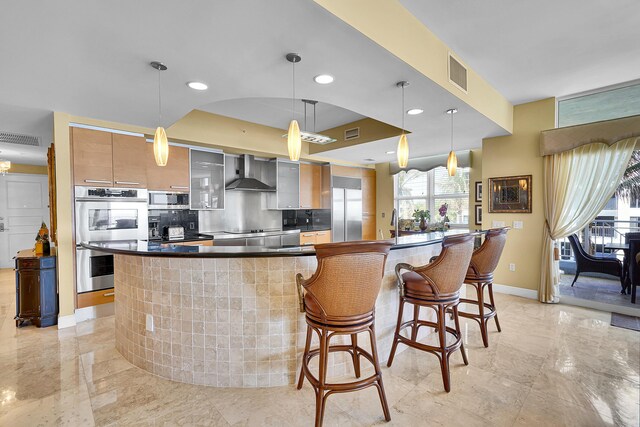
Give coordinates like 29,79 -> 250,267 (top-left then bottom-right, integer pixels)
412,209 -> 430,222
438,203 -> 448,219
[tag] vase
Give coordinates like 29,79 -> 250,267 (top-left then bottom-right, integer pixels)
419,218 -> 428,231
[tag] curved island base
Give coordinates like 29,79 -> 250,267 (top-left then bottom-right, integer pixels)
91,235 -> 457,388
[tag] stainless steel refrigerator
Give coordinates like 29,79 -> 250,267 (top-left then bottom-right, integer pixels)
332,176 -> 363,242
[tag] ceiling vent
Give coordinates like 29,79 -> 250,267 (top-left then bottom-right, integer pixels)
448,53 -> 468,93
0,131 -> 40,146
344,127 -> 360,141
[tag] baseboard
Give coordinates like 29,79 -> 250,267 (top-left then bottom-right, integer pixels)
75,302 -> 115,323
491,283 -> 538,300
57,314 -> 77,329
559,295 -> 640,317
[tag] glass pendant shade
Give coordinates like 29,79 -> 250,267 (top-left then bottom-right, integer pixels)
287,119 -> 301,161
397,133 -> 409,168
0,159 -> 10,175
447,150 -> 457,176
153,127 -> 169,167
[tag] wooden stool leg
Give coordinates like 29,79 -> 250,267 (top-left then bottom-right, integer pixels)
315,328 -> 329,427
297,325 -> 313,390
477,283 -> 489,348
411,304 -> 420,341
452,304 -> 468,365
387,297 -> 405,367
487,282 -> 501,332
368,324 -> 391,422
351,333 -> 361,378
437,304 -> 451,392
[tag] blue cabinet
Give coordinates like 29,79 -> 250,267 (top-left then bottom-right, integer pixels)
15,250 -> 58,328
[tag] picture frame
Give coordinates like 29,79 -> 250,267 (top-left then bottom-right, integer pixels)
475,205 -> 482,226
475,181 -> 483,203
488,175 -> 532,213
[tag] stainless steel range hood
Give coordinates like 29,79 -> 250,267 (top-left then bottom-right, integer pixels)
225,155 -> 276,192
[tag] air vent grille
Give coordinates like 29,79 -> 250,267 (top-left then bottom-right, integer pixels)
448,53 -> 468,93
344,127 -> 360,141
0,131 -> 40,146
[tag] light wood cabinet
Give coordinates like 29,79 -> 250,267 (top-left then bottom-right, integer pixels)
362,214 -> 376,240
146,144 -> 190,191
300,163 -> 322,209
77,288 -> 114,308
112,133 -> 147,188
300,230 -> 332,246
172,240 -> 213,247
72,127 -> 113,187
361,168 -> 377,240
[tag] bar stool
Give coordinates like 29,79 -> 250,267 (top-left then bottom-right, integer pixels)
387,234 -> 475,392
296,240 -> 393,427
458,227 -> 509,347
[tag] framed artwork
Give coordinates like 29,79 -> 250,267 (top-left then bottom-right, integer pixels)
475,205 -> 482,226
488,175 -> 532,213
475,181 -> 483,203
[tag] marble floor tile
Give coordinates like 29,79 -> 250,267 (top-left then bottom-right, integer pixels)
1,269 -> 639,426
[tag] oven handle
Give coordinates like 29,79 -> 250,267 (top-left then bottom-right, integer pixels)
75,197 -> 148,203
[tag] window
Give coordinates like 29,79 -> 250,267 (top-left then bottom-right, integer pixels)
395,167 -> 470,227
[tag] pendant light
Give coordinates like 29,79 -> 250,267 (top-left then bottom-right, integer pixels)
285,53 -> 302,161
0,157 -> 10,175
446,108 -> 458,176
151,61 -> 169,167
396,81 -> 409,168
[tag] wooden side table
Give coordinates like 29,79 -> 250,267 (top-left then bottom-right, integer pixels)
15,249 -> 58,327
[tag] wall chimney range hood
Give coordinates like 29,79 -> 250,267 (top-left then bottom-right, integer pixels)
225,155 -> 276,192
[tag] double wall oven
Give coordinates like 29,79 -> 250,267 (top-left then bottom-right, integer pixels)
75,187 -> 148,294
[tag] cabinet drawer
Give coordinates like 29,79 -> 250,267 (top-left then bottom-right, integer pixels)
174,240 -> 213,246
299,233 -> 317,246
315,231 -> 331,244
77,288 -> 115,308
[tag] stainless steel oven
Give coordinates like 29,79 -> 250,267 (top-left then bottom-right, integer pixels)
75,186 -> 148,293
148,191 -> 189,210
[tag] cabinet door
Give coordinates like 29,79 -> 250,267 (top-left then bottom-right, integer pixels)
299,163 -> 313,209
190,150 -> 225,210
362,214 -> 376,240
146,144 -> 190,191
362,169 -> 376,215
277,161 -> 300,209
112,134 -> 148,188
72,127 -> 113,187
77,288 -> 115,308
39,268 -> 58,319
17,270 -> 40,317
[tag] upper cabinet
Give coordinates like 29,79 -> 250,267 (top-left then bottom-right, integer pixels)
268,159 -> 300,210
112,133 -> 147,188
190,149 -> 225,210
72,127 -> 113,187
362,168 -> 377,240
299,163 -> 322,209
146,144 -> 190,191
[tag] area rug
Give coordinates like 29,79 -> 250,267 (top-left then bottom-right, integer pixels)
611,313 -> 640,331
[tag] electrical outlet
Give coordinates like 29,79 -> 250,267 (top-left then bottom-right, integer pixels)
381,212 -> 386,218
146,314 -> 154,332
513,221 -> 523,229
509,263 -> 516,272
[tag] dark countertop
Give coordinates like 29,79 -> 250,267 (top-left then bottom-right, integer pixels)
148,235 -> 213,244
80,230 -> 473,258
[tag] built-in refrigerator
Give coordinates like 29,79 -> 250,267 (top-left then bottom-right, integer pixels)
332,176 -> 363,242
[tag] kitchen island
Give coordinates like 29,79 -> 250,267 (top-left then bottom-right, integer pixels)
82,231 -> 469,388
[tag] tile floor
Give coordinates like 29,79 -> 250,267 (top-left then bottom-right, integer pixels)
0,268 -> 638,426
559,274 -> 639,310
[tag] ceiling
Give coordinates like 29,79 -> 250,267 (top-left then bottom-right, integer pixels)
400,0 -> 640,105
201,98 -> 364,133
0,103 -> 53,165
1,1 -> 637,167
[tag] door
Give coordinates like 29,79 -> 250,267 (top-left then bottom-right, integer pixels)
146,144 -> 190,191
332,189 -> 345,243
112,133 -> 148,188
0,174 -> 50,268
346,189 -> 363,241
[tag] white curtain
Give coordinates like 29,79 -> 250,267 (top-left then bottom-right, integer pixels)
539,137 -> 637,303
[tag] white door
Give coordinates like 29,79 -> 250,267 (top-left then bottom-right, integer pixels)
0,173 -> 50,268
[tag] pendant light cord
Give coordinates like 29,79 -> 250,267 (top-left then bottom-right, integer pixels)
157,68 -> 162,127
401,84 -> 405,133
291,60 -> 295,121
450,111 -> 454,151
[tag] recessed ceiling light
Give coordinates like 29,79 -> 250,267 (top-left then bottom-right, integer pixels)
386,150 -> 395,154
187,81 -> 208,91
314,74 -> 334,84
407,108 -> 424,115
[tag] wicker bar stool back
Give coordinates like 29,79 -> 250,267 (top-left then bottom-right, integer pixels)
387,233 -> 475,392
296,240 -> 393,427
459,227 -> 509,347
